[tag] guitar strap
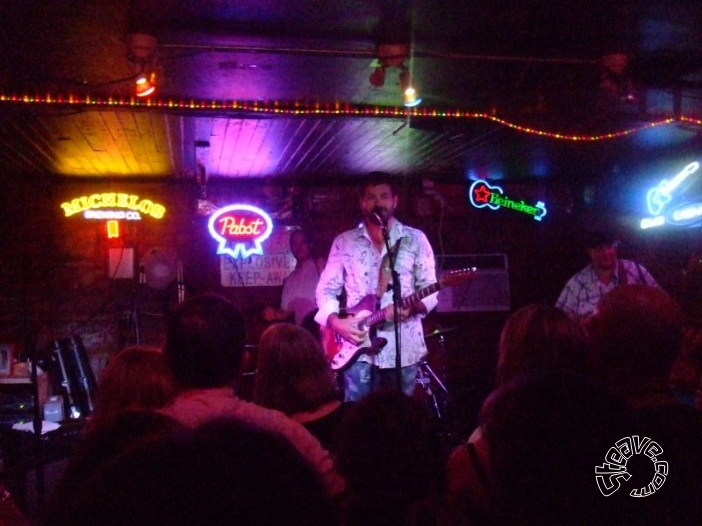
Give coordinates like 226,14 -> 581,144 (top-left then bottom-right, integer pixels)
617,260 -> 647,286
375,239 -> 402,298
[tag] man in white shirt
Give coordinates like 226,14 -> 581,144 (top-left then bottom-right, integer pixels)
315,172 -> 438,401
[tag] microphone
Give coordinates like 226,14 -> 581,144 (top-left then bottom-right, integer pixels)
371,206 -> 387,227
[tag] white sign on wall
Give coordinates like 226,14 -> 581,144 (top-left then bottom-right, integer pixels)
220,226 -> 298,287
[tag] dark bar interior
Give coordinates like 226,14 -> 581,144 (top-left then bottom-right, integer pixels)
1,1 -> 701,524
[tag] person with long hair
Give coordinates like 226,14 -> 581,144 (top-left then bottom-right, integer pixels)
495,303 -> 590,387
86,345 -> 175,435
254,323 -> 352,452
442,303 -> 592,525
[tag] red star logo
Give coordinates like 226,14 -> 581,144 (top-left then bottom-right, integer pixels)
474,184 -> 492,203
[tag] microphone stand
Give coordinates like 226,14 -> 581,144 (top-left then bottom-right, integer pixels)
25,328 -> 46,515
379,221 -> 403,390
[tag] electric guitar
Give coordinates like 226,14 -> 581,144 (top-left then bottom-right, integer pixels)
322,267 -> 476,371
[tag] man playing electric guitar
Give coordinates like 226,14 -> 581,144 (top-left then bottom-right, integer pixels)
315,172 -> 438,401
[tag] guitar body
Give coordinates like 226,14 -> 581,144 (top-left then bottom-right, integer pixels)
322,295 -> 386,372
326,333 -> 387,372
321,267 -> 476,372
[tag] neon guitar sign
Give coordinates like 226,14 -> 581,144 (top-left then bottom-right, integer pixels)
640,161 -> 701,230
208,204 -> 273,259
646,161 -> 699,216
468,179 -> 547,221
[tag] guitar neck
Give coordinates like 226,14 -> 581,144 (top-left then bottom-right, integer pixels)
401,282 -> 443,308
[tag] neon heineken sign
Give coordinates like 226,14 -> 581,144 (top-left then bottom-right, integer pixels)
468,179 -> 547,221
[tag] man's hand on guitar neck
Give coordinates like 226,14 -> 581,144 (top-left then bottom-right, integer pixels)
382,300 -> 427,322
327,313 -> 368,346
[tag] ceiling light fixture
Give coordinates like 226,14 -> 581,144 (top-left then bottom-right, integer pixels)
126,33 -> 158,98
399,66 -> 421,107
369,44 -> 420,106
135,72 -> 156,97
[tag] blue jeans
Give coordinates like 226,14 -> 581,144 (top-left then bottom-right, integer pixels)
344,361 -> 418,401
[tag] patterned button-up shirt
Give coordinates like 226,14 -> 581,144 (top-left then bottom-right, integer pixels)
556,259 -> 660,323
315,219 -> 438,368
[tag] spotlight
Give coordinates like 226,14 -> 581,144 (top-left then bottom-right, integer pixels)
403,87 -> 421,107
127,32 -> 158,98
399,67 -> 421,107
135,72 -> 156,97
368,43 -> 420,105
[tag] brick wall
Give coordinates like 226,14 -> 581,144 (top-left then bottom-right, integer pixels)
0,173 -> 694,384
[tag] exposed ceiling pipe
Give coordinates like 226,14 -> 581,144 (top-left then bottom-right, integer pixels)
159,42 -> 597,65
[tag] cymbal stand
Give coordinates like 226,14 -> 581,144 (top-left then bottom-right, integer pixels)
416,356 -> 450,420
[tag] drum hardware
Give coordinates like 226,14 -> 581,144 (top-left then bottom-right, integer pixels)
416,357 -> 450,420
417,324 -> 456,421
424,326 -> 458,339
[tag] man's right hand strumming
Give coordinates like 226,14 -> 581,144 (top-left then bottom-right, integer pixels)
327,313 -> 368,346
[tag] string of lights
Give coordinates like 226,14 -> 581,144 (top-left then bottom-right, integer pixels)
0,93 -> 686,142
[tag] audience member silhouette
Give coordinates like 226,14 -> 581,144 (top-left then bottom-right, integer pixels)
41,410 -> 185,526
667,251 -> 702,406
589,284 -> 683,405
159,292 -> 345,497
38,347 -> 176,525
476,371 -> 624,526
85,345 -> 175,435
335,388 -> 445,526
253,322 -> 353,452
0,481 -> 30,526
442,303 -> 592,524
589,284 -> 702,524
495,303 -> 590,387
45,416 -> 336,526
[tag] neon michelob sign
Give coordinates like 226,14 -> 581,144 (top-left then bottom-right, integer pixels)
208,204 -> 273,259
468,179 -> 547,221
60,193 -> 166,220
60,193 -> 167,239
641,161 -> 701,230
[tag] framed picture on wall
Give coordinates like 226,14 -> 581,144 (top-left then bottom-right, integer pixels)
0,343 -> 14,377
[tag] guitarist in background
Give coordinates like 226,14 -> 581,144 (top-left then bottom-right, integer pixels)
556,228 -> 660,332
315,172 -> 438,401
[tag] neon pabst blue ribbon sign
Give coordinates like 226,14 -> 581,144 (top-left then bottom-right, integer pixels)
468,179 -> 547,221
208,204 -> 273,258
